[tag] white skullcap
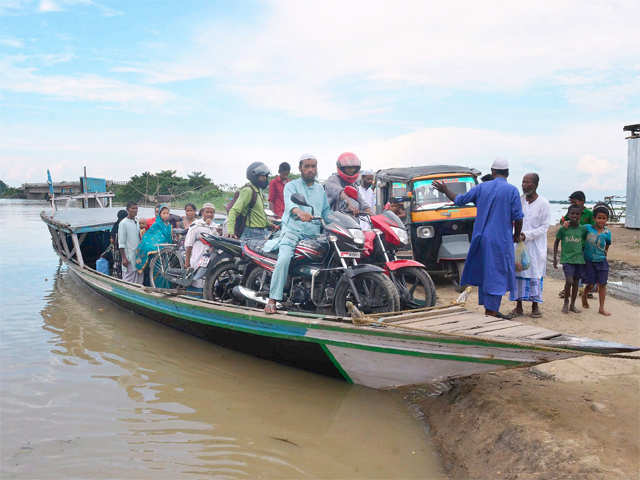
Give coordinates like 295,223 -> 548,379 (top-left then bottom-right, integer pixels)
299,153 -> 317,163
201,203 -> 215,210
360,169 -> 374,176
491,157 -> 509,169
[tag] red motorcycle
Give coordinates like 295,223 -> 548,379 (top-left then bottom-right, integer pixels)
233,193 -> 400,316
344,186 -> 436,309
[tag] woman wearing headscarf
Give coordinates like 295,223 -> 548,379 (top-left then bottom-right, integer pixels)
135,204 -> 173,286
184,203 -> 220,288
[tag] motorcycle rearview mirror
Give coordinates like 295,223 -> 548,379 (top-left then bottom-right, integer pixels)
343,185 -> 359,201
391,195 -> 411,203
290,193 -> 309,207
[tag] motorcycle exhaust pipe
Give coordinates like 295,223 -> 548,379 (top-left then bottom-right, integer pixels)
232,286 -> 283,309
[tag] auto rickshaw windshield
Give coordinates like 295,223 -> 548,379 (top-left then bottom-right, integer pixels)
413,176 -> 475,211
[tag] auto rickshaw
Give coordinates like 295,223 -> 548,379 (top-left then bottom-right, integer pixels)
375,165 -> 480,288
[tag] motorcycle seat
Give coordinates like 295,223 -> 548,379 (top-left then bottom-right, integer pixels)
245,239 -> 279,259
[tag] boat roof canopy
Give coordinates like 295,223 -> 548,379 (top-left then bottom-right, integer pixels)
42,207 -> 228,233
376,165 -> 480,182
41,207 -> 155,233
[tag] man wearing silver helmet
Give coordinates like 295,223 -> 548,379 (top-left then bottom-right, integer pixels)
227,161 -> 273,241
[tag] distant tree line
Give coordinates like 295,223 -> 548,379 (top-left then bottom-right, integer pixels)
112,170 -> 230,203
0,180 -> 24,198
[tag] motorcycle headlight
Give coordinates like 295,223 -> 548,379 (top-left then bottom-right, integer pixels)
391,226 -> 409,245
348,228 -> 365,244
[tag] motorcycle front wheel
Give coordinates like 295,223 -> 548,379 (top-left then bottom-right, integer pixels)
334,272 -> 400,316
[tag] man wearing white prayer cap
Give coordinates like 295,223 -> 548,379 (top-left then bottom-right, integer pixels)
184,202 -> 219,287
358,169 -> 376,213
432,159 -> 524,318
262,154 -> 333,314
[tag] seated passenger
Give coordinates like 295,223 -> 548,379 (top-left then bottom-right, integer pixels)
181,203 -> 198,229
184,203 -> 220,288
135,204 -> 173,287
144,204 -> 162,229
384,201 -> 406,220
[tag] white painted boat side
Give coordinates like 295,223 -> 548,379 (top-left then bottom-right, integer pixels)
326,345 -> 516,389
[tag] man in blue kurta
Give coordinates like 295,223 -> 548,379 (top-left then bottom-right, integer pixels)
433,158 -> 523,317
263,154 -> 332,314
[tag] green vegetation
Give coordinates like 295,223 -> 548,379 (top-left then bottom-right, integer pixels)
112,170 -> 301,211
112,170 -> 238,210
0,180 -> 24,198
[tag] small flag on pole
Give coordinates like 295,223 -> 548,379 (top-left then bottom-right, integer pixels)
47,169 -> 56,211
47,169 -> 54,196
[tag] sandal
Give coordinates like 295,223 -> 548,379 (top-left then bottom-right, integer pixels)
490,311 -> 515,320
264,301 -> 278,314
530,311 -> 543,318
509,309 -> 524,318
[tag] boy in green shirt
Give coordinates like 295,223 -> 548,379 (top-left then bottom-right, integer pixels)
560,190 -> 594,226
553,205 -> 588,314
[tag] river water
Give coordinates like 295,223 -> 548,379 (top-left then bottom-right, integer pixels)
0,200 -> 446,479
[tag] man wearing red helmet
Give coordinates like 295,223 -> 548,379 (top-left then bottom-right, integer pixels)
324,152 -> 372,216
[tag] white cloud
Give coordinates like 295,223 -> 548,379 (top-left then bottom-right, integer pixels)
38,0 -> 60,12
0,56 -> 173,106
120,0 -> 640,118
576,154 -> 624,191
0,121 -> 629,200
0,36 -> 24,47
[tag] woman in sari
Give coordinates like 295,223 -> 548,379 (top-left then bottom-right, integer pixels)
135,204 -> 173,286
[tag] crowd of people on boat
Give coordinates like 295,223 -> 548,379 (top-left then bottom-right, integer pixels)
105,153 -> 612,318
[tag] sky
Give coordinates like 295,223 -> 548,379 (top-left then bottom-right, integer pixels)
0,0 -> 638,200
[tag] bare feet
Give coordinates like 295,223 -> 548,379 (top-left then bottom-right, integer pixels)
264,299 -> 277,314
561,303 -> 569,314
582,297 -> 589,309
598,309 -> 612,316
569,305 -> 581,313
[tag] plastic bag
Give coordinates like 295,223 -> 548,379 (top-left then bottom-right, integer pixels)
515,241 -> 531,272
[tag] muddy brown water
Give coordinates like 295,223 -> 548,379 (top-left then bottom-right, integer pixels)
0,200 -> 446,479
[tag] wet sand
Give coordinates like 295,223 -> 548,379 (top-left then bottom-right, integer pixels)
413,275 -> 639,479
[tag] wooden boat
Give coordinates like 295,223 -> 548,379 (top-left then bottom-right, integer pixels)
41,208 -> 638,390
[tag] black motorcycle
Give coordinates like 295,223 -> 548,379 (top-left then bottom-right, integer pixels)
233,193 -> 400,316
199,234 -> 248,302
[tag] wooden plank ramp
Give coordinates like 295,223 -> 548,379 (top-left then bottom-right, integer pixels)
382,306 -> 559,341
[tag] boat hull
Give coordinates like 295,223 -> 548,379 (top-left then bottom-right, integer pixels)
64,260 -> 579,389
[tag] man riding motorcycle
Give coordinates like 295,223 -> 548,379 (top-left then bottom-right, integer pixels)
324,152 -> 372,216
263,154 -> 332,314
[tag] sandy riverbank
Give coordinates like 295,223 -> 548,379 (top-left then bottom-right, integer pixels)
409,277 -> 639,479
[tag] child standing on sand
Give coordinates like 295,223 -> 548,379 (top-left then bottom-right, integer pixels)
553,205 -> 588,314
582,206 -> 612,316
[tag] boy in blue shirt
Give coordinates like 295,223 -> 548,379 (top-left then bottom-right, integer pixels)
581,206 -> 612,316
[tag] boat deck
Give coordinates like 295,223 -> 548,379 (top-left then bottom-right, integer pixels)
378,305 -> 560,341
